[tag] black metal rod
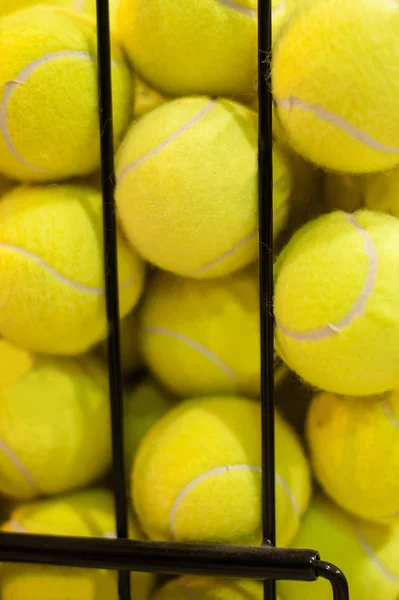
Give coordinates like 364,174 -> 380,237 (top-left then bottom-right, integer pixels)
0,533 -> 319,581
258,0 -> 275,549
258,0 -> 276,596
95,1 -> 130,599
316,561 -> 350,600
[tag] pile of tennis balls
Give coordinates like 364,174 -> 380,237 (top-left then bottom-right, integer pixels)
0,0 -> 399,599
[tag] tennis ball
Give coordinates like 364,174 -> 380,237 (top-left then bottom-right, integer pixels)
0,340 -> 33,388
0,0 -> 119,23
152,576 -> 283,600
307,390 -> 399,525
324,174 -> 366,213
134,76 -> 167,119
0,184 -> 145,355
124,378 -> 173,469
279,495 -> 399,600
0,356 -> 111,500
133,396 -> 311,547
116,97 -> 258,278
273,143 -> 293,238
1,488 -> 155,600
273,0 -> 399,173
275,209 -> 399,395
116,0 -> 256,99
139,266 -> 261,397
0,5 -> 131,181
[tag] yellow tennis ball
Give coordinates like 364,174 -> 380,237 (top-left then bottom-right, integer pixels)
0,356 -> 111,500
152,576 -> 283,600
133,397 -> 311,547
275,209 -> 399,395
0,184 -> 145,355
307,390 -> 399,525
1,488 -> 155,600
0,340 -> 34,388
116,0 -> 256,98
124,378 -> 173,469
273,143 -> 293,238
0,0 -> 119,25
273,0 -> 399,173
116,97 -> 258,278
0,6 -> 131,182
139,266 -> 261,397
100,310 -> 143,376
133,76 -> 167,119
279,494 -> 399,600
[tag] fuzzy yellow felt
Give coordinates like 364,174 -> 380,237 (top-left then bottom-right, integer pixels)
275,209 -> 399,395
307,390 -> 399,525
0,357 -> 111,500
116,97 -> 258,278
116,0 -> 257,98
0,184 -> 145,355
0,6 -> 131,181
279,495 -> 399,600
124,379 -> 172,469
139,266 -> 261,397
273,0 -> 399,173
1,488 -> 154,600
0,340 -> 34,388
133,397 -> 310,547
153,576 -> 283,600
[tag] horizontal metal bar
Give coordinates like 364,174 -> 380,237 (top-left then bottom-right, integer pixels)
0,533 -> 319,582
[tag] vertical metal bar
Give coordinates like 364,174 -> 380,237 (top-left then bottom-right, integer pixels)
258,0 -> 276,598
95,1 -> 131,599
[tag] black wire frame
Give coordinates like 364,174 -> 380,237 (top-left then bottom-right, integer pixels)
0,1 -> 350,600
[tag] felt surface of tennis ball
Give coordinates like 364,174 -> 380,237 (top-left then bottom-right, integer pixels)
152,576 -> 283,600
100,310 -> 143,376
133,397 -> 310,546
0,340 -> 34,388
307,390 -> 399,524
0,184 -> 145,355
124,378 -> 173,469
275,209 -> 399,395
273,0 -> 399,173
273,143 -> 293,238
279,495 -> 399,600
0,357 -> 111,500
139,266 -> 261,397
116,0 -> 257,98
116,97 -> 258,278
0,0 -> 119,25
133,76 -> 167,119
0,6 -> 131,181
1,488 -> 154,600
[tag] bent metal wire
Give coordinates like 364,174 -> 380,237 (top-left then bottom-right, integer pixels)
0,1 -> 350,600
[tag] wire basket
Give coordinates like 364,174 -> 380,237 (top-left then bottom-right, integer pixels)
0,1 -> 350,599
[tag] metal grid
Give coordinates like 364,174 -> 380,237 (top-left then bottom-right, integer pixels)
0,1 -> 350,599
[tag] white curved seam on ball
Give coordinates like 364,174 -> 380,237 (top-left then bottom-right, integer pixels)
8,519 -> 26,533
144,326 -> 236,382
384,509 -> 399,518
275,97 -> 399,154
276,213 -> 378,341
75,0 -> 85,9
169,464 -> 261,539
0,436 -> 40,492
0,51 -> 95,172
275,473 -> 300,517
0,243 -> 135,294
185,229 -> 258,275
355,526 -> 399,582
103,531 -> 117,538
272,0 -> 285,18
382,398 -> 399,430
214,0 -> 257,18
116,101 -> 217,185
